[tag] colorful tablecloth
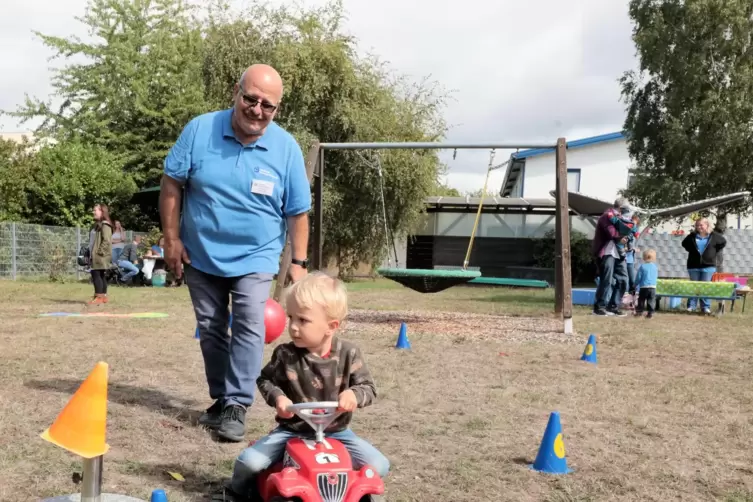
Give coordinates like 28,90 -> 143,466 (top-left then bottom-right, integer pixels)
656,279 -> 736,298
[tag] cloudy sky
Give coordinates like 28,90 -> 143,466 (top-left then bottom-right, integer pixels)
0,0 -> 639,194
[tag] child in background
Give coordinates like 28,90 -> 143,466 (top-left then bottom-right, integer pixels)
634,248 -> 659,318
609,207 -> 640,259
625,214 -> 641,296
220,272 -> 390,501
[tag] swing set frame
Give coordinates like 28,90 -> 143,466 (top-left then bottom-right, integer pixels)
273,139 -> 574,333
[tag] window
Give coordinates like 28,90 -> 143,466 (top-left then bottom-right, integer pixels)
627,174 -> 636,188
567,169 -> 581,192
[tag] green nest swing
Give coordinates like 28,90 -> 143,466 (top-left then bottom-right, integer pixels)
376,267 -> 481,294
372,149 -> 496,294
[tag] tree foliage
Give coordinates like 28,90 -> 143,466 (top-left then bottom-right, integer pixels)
197,0 -> 452,274
533,229 -> 595,284
433,183 -> 461,196
0,138 -> 35,221
620,0 -> 753,228
28,140 -> 138,227
7,0 -> 207,185
464,188 -> 497,197
0,138 -> 137,227
3,0 -> 454,275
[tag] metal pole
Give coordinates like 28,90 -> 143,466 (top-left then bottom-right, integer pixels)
81,456 -> 103,502
313,148 -> 324,270
11,222 -> 17,281
76,227 -> 82,281
320,141 -> 557,151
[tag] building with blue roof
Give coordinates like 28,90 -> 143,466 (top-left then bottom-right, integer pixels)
499,131 -> 630,200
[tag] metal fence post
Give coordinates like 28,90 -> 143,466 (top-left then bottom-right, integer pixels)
76,227 -> 82,281
10,223 -> 17,280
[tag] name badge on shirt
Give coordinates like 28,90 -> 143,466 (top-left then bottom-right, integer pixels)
251,179 -> 275,196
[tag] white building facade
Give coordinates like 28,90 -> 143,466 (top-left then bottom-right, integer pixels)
499,132 -> 753,231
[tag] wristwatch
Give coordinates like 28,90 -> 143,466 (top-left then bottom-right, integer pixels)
291,258 -> 309,268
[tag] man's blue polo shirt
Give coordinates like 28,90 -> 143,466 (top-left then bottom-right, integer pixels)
163,109 -> 311,277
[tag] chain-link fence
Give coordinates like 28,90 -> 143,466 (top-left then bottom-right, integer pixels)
0,222 -> 145,281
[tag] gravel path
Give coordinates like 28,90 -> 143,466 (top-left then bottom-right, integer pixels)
345,308 -> 581,344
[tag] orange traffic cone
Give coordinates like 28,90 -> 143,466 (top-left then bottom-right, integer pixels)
41,361 -> 110,458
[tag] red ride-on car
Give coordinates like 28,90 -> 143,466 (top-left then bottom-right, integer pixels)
252,402 -> 385,502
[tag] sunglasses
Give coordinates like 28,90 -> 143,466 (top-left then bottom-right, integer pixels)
238,90 -> 278,113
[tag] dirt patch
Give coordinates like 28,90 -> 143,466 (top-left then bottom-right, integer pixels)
346,308 -> 581,344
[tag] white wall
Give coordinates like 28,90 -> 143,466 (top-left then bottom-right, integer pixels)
518,137 -> 753,232
521,139 -> 631,201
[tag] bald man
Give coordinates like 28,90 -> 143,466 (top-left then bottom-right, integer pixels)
160,64 -> 311,442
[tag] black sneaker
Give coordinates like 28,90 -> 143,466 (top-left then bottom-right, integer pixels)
198,400 -> 224,429
607,307 -> 627,317
216,404 -> 247,442
592,308 -> 612,316
646,312 -> 653,319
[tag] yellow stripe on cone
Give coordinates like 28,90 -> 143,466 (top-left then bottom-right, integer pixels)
41,361 -> 110,458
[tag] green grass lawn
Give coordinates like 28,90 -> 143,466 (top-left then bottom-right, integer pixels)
1,278 -> 752,502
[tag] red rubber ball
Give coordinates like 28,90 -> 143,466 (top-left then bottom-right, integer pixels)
264,298 -> 286,344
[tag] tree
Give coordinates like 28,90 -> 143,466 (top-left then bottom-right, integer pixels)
464,188 -> 497,198
25,140 -> 138,227
433,183 -> 461,197
620,0 -> 753,239
0,138 -> 35,221
6,0 -> 207,187
4,0 -> 451,276
201,1 -> 451,275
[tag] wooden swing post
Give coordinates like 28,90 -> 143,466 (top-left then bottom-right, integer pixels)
274,142 -> 321,302
553,137 -> 573,334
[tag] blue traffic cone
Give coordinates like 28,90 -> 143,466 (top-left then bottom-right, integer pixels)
150,488 -> 168,502
580,334 -> 598,364
530,411 -> 573,474
395,322 -> 411,349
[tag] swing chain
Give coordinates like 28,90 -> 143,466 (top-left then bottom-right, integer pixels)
360,151 -> 400,269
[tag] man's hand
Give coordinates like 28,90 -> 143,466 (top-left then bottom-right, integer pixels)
337,389 -> 358,412
288,263 -> 307,284
275,396 -> 294,419
164,238 -> 191,279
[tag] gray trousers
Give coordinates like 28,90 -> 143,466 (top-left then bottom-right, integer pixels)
185,265 -> 274,408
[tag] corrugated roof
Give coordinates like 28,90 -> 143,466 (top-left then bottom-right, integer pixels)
133,187 -> 559,211
424,195 -> 559,212
424,195 -> 555,207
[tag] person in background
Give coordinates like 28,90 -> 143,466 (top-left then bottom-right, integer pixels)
111,220 -> 126,264
609,207 -> 639,259
151,236 -> 165,257
88,203 -> 113,304
117,235 -> 143,284
141,236 -> 165,282
681,217 -> 727,315
591,197 -> 631,317
634,248 -> 658,318
625,214 -> 641,297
